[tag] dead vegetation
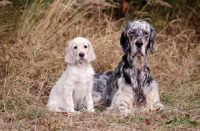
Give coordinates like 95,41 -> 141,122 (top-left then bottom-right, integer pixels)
0,0 -> 200,130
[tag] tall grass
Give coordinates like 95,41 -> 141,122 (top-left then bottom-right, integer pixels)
0,0 -> 200,130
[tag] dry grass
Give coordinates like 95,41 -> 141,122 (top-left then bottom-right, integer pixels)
0,0 -> 200,130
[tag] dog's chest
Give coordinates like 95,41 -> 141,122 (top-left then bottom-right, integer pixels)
73,81 -> 88,96
68,63 -> 94,82
71,65 -> 94,99
129,71 -> 146,88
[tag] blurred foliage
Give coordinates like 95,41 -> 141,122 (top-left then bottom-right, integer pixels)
0,1 -> 199,130
1,0 -> 200,39
0,0 -> 52,43
113,0 -> 200,30
9,0 -> 53,8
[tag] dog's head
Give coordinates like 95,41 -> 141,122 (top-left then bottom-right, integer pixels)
120,20 -> 156,57
65,37 -> 96,64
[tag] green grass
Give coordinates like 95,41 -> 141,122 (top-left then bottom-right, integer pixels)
0,0 -> 200,130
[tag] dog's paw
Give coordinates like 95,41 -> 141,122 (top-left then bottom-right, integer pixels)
47,105 -> 64,113
155,102 -> 164,109
106,107 -> 113,112
119,107 -> 132,115
106,106 -> 132,115
106,107 -> 118,113
150,102 -> 164,111
74,110 -> 81,114
66,108 -> 76,113
88,108 -> 95,112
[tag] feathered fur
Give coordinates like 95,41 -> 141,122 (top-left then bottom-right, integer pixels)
47,37 -> 96,113
92,20 -> 163,114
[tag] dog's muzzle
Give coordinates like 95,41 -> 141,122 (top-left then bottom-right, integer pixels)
79,52 -> 85,57
134,39 -> 144,56
79,52 -> 86,61
135,39 -> 143,48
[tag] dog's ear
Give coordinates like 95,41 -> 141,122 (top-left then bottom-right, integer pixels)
87,40 -> 96,62
65,42 -> 76,64
148,25 -> 156,53
120,32 -> 130,53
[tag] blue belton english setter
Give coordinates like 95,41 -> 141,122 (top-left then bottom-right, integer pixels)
93,20 -> 164,114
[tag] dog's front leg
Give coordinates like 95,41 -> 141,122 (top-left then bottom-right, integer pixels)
63,88 -> 75,113
145,81 -> 164,111
85,82 -> 95,112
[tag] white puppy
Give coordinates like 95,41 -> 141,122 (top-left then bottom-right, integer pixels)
47,37 -> 96,113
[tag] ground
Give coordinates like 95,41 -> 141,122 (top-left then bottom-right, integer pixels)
0,0 -> 200,130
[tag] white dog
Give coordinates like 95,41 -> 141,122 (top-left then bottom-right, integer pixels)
47,37 -> 96,113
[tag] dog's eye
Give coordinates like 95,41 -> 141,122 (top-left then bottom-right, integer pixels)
74,46 -> 77,49
129,30 -> 136,35
84,45 -> 87,48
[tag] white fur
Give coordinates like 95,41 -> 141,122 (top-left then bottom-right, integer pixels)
109,78 -> 163,114
47,37 -> 96,113
107,78 -> 134,114
143,81 -> 163,111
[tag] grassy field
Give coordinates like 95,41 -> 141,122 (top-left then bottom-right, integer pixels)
0,0 -> 200,130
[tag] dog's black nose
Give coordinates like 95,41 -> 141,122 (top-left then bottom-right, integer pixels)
79,52 -> 85,57
135,40 -> 143,48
